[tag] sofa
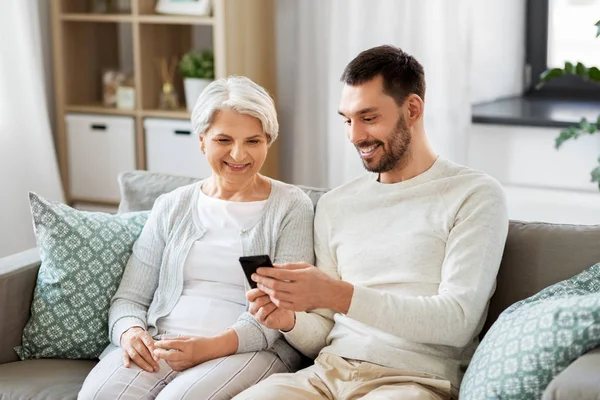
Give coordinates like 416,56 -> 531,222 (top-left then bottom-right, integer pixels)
1,170 -> 600,400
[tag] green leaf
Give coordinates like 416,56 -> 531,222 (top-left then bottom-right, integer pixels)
579,118 -> 591,131
555,127 -> 579,149
537,68 -> 565,89
178,49 -> 215,79
589,67 -> 600,83
591,164 -> 600,186
576,62 -> 589,80
596,20 -> 600,37
597,114 -> 600,127
564,61 -> 575,74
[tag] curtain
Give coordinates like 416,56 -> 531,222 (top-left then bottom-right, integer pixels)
0,0 -> 63,257
276,0 -> 504,188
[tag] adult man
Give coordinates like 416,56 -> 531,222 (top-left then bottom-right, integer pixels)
236,45 -> 508,400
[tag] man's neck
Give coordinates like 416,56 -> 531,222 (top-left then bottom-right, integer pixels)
378,135 -> 438,184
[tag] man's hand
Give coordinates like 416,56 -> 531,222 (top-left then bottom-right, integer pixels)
251,263 -> 354,313
120,327 -> 160,372
153,330 -> 238,372
246,288 -> 295,331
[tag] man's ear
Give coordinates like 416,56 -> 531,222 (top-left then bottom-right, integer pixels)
405,94 -> 424,126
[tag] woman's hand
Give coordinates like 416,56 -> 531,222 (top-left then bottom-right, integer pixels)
120,327 -> 160,372
153,330 -> 239,372
247,288 -> 296,332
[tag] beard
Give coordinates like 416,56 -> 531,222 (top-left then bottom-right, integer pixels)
356,115 -> 411,173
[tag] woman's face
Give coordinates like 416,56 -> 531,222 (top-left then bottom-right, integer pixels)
200,109 -> 269,184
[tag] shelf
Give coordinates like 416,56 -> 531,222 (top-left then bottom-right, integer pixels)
142,109 -> 191,119
137,15 -> 214,25
61,13 -> 133,23
65,104 -> 137,116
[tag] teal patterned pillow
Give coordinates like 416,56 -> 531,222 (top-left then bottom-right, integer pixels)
15,193 -> 148,360
460,264 -> 600,400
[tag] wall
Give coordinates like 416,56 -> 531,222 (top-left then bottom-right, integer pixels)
468,123 -> 600,224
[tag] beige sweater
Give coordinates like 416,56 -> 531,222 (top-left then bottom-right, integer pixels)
284,157 -> 508,389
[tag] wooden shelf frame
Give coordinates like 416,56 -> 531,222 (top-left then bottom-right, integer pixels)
52,0 -> 278,204
60,13 -> 214,25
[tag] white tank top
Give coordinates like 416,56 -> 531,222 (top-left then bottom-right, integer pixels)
156,189 -> 267,337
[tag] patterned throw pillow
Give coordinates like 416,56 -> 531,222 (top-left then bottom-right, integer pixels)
15,193 -> 148,360
460,263 -> 600,400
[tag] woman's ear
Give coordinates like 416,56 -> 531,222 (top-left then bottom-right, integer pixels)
199,135 -> 205,154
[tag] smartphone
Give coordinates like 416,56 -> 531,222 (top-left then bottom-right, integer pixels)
239,254 -> 274,289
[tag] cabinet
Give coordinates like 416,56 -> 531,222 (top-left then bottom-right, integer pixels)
51,0 -> 277,205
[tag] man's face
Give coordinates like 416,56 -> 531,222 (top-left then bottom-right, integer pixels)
338,76 -> 411,173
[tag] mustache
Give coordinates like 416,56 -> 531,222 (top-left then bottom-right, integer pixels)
355,140 -> 383,149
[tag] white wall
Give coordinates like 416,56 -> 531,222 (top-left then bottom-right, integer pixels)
468,123 -> 600,224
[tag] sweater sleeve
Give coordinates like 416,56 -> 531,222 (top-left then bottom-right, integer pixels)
108,195 -> 167,346
233,193 -> 316,353
345,180 -> 508,348
283,196 -> 337,358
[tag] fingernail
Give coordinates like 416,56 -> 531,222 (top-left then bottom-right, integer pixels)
251,273 -> 257,281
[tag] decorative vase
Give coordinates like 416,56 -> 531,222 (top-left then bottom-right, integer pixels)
184,78 -> 212,112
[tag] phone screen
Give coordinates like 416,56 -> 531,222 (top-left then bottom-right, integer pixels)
239,255 -> 274,289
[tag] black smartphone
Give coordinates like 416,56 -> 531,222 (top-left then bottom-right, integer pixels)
239,255 -> 274,289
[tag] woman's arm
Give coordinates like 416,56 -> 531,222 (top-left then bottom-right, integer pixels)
108,195 -> 168,346
232,193 -> 315,353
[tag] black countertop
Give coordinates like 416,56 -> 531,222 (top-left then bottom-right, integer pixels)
472,96 -> 600,128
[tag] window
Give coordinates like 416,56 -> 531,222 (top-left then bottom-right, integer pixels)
526,0 -> 600,99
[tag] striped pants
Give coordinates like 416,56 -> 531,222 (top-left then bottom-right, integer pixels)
78,347 -> 287,400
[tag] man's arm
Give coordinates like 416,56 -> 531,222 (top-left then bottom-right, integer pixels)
340,181 -> 508,347
281,198 -> 338,358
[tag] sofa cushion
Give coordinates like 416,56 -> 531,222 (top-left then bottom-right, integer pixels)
0,359 -> 96,400
117,170 -> 329,213
117,170 -> 200,213
16,193 -> 148,360
542,347 -> 600,400
460,263 -> 600,400
485,221 -> 600,332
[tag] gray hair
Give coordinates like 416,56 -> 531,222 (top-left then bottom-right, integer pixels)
190,76 -> 279,143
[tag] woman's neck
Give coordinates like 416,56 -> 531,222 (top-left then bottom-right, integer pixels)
202,174 -> 271,202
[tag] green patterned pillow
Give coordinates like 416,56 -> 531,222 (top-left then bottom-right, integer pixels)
15,193 -> 148,360
460,263 -> 600,400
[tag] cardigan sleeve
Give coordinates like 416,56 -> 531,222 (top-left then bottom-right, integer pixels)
108,195 -> 168,346
232,192 -> 315,353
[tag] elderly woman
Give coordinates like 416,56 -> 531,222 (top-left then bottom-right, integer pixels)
78,76 -> 314,400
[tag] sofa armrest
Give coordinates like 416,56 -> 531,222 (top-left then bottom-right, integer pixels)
0,248 -> 40,365
542,347 -> 600,400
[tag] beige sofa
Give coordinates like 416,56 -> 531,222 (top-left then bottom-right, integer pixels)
1,171 -> 599,399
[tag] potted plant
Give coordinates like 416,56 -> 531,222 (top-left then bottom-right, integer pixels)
537,19 -> 600,188
179,49 -> 215,112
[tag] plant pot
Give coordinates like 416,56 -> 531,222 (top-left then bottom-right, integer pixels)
184,78 -> 212,112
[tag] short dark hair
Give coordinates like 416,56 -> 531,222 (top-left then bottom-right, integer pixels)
340,45 -> 426,105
